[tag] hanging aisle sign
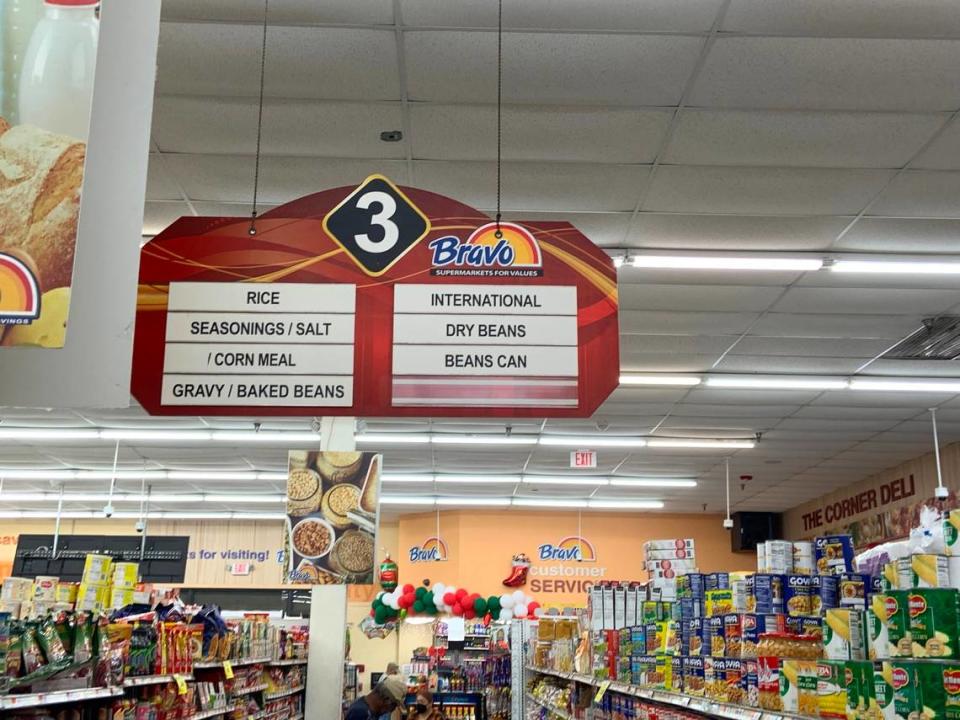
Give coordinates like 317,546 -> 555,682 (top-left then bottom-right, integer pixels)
132,175 -> 619,417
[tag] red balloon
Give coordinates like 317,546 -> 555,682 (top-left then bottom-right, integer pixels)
483,612 -> 492,627
370,609 -> 376,617
528,601 -> 540,611
464,609 -> 476,620
403,584 -> 415,595
455,588 -> 468,599
443,592 -> 456,605
452,603 -> 464,616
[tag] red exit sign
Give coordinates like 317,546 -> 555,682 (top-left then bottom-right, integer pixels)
571,450 -> 597,469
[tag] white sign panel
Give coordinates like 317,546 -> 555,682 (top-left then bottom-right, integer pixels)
161,281 -> 356,407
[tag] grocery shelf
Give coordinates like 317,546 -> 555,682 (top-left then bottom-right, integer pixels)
192,705 -> 237,720
124,674 -> 193,687
525,666 -> 809,720
267,658 -> 309,667
232,682 -> 269,696
0,686 -> 124,710
194,657 -> 272,669
263,685 -> 305,700
526,692 -> 574,720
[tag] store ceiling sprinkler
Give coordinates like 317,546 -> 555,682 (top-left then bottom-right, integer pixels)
930,407 -> 949,500
723,458 -> 733,529
740,474 -> 752,491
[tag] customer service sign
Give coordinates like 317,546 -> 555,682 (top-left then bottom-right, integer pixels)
132,175 -> 619,417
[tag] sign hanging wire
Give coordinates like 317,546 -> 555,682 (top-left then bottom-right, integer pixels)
249,0 -> 270,236
495,0 -> 503,239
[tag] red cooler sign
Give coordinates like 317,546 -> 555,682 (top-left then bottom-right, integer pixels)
132,175 -> 619,417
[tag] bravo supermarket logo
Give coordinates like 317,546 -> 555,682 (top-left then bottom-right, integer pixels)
409,536 -> 448,563
537,535 -> 597,563
0,252 -> 41,325
429,222 -> 544,278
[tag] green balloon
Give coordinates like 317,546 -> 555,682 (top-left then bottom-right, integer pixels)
415,586 -> 427,599
424,591 -> 434,606
427,603 -> 438,615
487,596 -> 501,613
474,597 -> 487,615
374,606 -> 389,624
413,600 -> 425,613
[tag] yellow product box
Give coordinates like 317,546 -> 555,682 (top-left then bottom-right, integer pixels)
55,582 -> 78,604
75,582 -> 108,612
824,608 -> 866,661
1,577 -> 33,602
881,562 -> 898,591
82,554 -> 114,585
945,510 -> 960,556
911,554 -> 951,588
111,562 -> 139,589
32,576 -> 58,602
109,587 -> 135,609
780,660 -> 817,715
0,600 -> 20,616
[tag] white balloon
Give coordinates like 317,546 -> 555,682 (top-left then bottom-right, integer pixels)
534,607 -> 545,618
500,593 -> 515,609
524,595 -> 535,606
433,583 -> 446,598
376,591 -> 385,600
512,589 -> 525,605
499,608 -> 514,622
515,603 -> 528,618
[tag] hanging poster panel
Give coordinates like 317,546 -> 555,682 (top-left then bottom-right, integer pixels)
131,174 -> 620,417
285,450 -> 381,585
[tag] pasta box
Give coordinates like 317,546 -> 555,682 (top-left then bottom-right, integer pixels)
815,535 -> 855,576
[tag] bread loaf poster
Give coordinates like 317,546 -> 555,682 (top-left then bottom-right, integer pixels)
0,3 -> 98,348
285,450 -> 381,585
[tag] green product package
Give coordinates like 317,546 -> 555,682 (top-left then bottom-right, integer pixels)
873,662 -> 895,720
909,589 -> 960,658
884,591 -> 913,658
892,662 -> 922,719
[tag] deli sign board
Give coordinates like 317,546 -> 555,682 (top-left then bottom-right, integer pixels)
132,175 -> 619,417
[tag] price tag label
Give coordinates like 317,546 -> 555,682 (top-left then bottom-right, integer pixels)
223,660 -> 235,679
594,680 -> 611,702
174,674 -> 188,695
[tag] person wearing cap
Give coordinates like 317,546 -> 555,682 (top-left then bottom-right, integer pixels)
346,676 -> 407,720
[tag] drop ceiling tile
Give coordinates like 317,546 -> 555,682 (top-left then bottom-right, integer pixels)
400,0 -> 724,32
664,110 -> 945,168
811,390 -> 957,407
713,354 -> 866,374
410,105 -> 672,163
690,37 -> 960,111
771,287 -> 960,315
499,212 -> 630,248
723,0 -> 960,38
674,404 -> 801,419
146,154 -> 185,202
157,24 -> 400,100
626,213 -> 850,251
622,267 -> 804,287
791,406 -> 918,421
619,353 -> 722,373
143,202 -> 190,236
777,417 -> 901,433
619,283 -> 784,312
153,97 -> 406,158
912,118 -> 960,169
683,388 -> 822,405
750,313 -> 921,340
869,171 -> 960,218
161,0 -> 394,24
836,219 -> 960,253
624,335 -> 738,356
412,161 -> 650,212
859,360 -> 960,379
643,166 -> 894,215
404,31 -> 703,106
620,311 -> 758,336
161,154 -> 408,204
729,337 -> 892,358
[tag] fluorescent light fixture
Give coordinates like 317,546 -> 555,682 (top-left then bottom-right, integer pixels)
609,478 -> 697,488
168,471 -> 260,481
380,496 -> 437,506
706,376 -> 848,390
587,499 -> 664,509
210,431 -> 321,443
203,495 -> 285,504
513,498 -> 585,508
522,476 -> 608,486
619,374 -> 701,387
631,255 -> 822,272
100,429 -> 211,442
435,497 -> 511,506
431,435 -> 537,446
647,439 -> 755,449
0,469 -> 77,479
381,475 -> 436,484
612,256 -> 625,269
257,472 -> 288,481
538,436 -> 647,448
355,433 -> 429,444
78,470 -> 167,480
435,475 -> 520,484
0,429 -> 99,440
849,379 -> 960,393
832,260 -> 960,275
0,510 -> 285,520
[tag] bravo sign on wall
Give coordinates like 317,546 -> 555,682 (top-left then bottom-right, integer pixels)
132,175 -> 619,417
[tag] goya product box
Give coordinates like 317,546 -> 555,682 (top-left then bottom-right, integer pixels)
678,573 -> 706,599
909,588 -> 960,658
705,657 -> 724,701
705,588 -> 734,617
785,574 -> 814,616
743,658 -> 759,708
754,574 -> 785,614
670,655 -> 683,692
866,594 -> 891,661
683,655 -> 706,696
839,573 -> 873,611
883,591 -> 913,658
705,572 -> 730,591
816,660 -> 847,719
645,621 -> 665,654
758,656 -> 781,712
689,617 -> 705,656
707,615 -> 726,657
815,535 -> 855,576
873,662 -> 896,720
741,613 -> 786,658
812,574 -> 839,616
824,608 -> 865,661
786,615 -> 823,642
724,613 -> 743,658
680,596 -> 703,620
725,658 -> 745,705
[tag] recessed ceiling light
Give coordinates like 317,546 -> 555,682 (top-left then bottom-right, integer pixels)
381,475 -> 436,484
706,376 -> 848,390
587,499 -> 664,510
647,439 -> 755,449
619,374 -> 701,386
435,475 -> 520,484
631,255 -> 822,272
432,435 -> 537,446
538,436 -> 646,448
513,498 -> 584,508
522,476 -> 607,486
435,497 -> 511,507
609,478 -> 697,488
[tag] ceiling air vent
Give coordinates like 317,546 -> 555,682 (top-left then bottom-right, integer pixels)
884,316 -> 960,360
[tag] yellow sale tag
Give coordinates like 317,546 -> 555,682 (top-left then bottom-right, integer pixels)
223,660 -> 234,679
594,680 -> 611,702
174,674 -> 188,695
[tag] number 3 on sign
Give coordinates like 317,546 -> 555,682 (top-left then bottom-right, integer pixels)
354,191 -> 398,253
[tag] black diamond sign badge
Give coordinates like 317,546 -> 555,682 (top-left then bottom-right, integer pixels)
323,174 -> 431,276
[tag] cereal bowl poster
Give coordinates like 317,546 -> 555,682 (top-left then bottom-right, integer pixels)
285,450 -> 381,585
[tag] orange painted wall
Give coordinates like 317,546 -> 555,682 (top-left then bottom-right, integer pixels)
397,510 -> 749,607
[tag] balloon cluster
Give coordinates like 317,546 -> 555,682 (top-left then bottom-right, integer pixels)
370,580 -> 543,626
